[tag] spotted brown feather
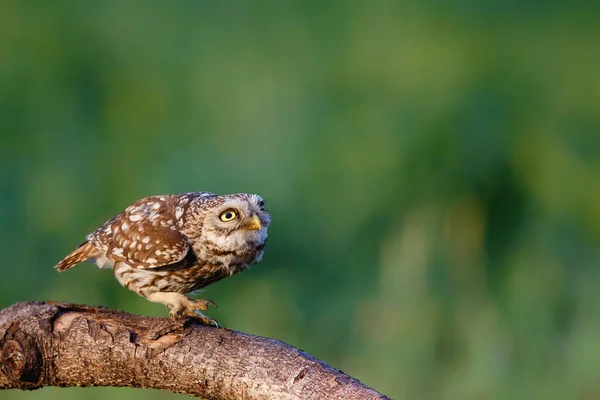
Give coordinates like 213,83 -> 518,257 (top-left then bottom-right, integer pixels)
88,195 -> 190,269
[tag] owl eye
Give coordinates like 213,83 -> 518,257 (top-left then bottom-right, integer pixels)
258,200 -> 265,211
219,209 -> 238,222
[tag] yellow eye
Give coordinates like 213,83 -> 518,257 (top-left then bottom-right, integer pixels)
219,209 -> 238,222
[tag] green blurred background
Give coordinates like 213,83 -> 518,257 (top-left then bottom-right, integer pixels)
2,2 -> 600,399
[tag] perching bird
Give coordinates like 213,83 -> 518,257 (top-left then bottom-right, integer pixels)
55,192 -> 270,326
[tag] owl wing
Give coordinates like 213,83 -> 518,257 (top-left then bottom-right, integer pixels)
88,195 -> 191,269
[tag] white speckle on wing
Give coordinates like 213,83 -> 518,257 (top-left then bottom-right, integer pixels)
155,249 -> 162,256
129,214 -> 142,222
146,258 -> 157,264
142,236 -> 150,244
112,247 -> 124,257
152,203 -> 161,210
130,241 -> 137,248
121,222 -> 129,231
175,208 -> 184,220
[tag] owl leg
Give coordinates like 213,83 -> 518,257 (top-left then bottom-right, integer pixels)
146,292 -> 220,327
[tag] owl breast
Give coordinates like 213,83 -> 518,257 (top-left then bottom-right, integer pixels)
114,261 -> 230,296
114,240 -> 265,297
193,233 -> 267,269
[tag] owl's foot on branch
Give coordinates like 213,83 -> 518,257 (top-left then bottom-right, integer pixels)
170,297 -> 220,328
146,292 -> 220,328
179,311 -> 220,328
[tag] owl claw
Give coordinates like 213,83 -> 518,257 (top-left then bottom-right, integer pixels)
179,311 -> 220,328
147,292 -> 220,327
167,311 -> 220,328
193,313 -> 220,328
193,298 -> 218,310
169,308 -> 185,319
187,299 -> 219,327
168,298 -> 220,328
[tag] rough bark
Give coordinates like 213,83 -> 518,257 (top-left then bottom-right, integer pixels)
0,301 -> 389,399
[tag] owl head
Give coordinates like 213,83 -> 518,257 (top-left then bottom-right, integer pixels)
193,193 -> 270,254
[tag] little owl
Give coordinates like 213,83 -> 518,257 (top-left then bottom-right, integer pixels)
55,192 -> 270,327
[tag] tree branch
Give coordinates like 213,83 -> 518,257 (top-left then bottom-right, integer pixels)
0,302 -> 389,399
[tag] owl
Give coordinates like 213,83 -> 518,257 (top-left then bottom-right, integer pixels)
55,192 -> 270,327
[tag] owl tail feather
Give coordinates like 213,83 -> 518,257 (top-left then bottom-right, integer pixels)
55,241 -> 100,272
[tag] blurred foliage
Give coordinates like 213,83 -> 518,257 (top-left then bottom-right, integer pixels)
1,2 -> 600,399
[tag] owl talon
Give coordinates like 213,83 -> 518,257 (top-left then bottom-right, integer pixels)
169,307 -> 185,319
192,298 -> 218,311
186,299 -> 219,327
166,299 -> 220,327
193,313 -> 220,328
183,310 -> 220,328
168,309 -> 219,327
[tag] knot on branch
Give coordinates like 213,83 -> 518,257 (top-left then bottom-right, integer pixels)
1,322 -> 42,385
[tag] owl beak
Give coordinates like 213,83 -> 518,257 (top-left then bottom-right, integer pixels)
245,214 -> 262,231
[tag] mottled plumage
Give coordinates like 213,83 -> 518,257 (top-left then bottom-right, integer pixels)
56,192 -> 270,326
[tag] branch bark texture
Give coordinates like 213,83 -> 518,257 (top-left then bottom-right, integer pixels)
0,302 -> 389,399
